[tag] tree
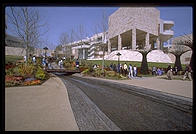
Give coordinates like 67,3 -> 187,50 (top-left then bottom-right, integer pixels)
96,9 -> 108,71
175,34 -> 193,68
59,32 -> 71,58
135,44 -> 152,75
168,42 -> 191,71
6,7 -> 48,60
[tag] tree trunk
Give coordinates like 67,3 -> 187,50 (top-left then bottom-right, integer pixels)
174,54 -> 182,71
102,46 -> 105,71
140,53 -> 149,75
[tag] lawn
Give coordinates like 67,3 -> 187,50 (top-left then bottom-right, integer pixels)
5,55 -> 23,64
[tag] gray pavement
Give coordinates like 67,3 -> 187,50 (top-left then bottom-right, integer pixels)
65,75 -> 192,131
5,73 -> 79,131
73,73 -> 193,99
60,76 -> 121,131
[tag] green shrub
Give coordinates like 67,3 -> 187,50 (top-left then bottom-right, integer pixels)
18,63 -> 34,77
106,71 -> 116,77
5,68 -> 14,76
12,66 -> 21,76
81,69 -> 90,75
35,66 -> 46,80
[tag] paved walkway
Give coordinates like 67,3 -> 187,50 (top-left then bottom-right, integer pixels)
5,74 -> 79,131
73,74 -> 193,99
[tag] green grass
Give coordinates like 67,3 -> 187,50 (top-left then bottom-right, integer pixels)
85,60 -> 186,70
5,55 -> 23,64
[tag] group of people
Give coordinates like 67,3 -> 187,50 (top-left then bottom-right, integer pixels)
166,64 -> 192,80
152,66 -> 165,76
109,63 -> 137,78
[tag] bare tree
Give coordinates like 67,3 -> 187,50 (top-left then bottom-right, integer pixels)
97,9 -> 108,71
6,7 -> 48,60
135,44 -> 152,75
59,32 -> 69,46
58,32 -> 71,58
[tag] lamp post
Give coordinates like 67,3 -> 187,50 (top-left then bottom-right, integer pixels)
116,52 -> 121,76
43,47 -> 48,58
43,47 -> 48,69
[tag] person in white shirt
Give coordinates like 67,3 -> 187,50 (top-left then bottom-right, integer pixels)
24,55 -> 27,62
123,63 -> 128,76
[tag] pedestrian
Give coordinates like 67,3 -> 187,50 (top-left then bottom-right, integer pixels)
183,64 -> 192,81
152,66 -> 157,76
157,68 -> 161,76
75,59 -> 79,68
32,56 -> 36,64
133,65 -> 137,77
93,64 -> 97,69
128,64 -> 133,78
42,57 -> 46,67
120,64 -> 123,75
124,63 -> 128,77
110,63 -> 113,71
24,55 -> 27,62
113,64 -> 117,72
166,65 -> 173,80
173,66 -> 178,75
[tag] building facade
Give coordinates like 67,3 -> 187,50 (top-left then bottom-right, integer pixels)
61,32 -> 106,60
5,34 -> 26,56
107,7 -> 174,53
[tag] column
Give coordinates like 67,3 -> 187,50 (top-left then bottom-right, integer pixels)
118,34 -> 122,51
145,32 -> 149,47
108,39 -> 111,53
83,48 -> 85,59
156,37 -> 160,50
132,28 -> 136,50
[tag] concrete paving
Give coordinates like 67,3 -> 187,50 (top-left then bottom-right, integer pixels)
73,74 -> 193,99
5,74 -> 79,131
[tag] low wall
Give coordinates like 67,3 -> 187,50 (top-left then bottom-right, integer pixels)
5,46 -> 26,56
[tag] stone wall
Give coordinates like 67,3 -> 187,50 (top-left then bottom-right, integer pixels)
108,7 -> 160,39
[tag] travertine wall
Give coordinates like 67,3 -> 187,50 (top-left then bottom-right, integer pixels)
5,46 -> 26,56
108,7 -> 160,39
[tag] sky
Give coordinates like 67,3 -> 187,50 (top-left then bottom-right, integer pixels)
6,6 -> 193,50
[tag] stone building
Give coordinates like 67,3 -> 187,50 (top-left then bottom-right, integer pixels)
61,32 -> 106,60
107,7 -> 174,53
5,34 -> 26,56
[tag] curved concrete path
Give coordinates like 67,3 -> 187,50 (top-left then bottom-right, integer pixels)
5,74 -> 79,131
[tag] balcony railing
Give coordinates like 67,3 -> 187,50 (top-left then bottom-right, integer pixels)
161,30 -> 174,35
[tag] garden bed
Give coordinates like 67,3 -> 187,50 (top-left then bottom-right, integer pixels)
5,61 -> 50,87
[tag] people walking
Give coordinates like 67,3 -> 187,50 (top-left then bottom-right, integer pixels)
133,65 -> 137,77
128,64 -> 133,78
183,64 -> 192,81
